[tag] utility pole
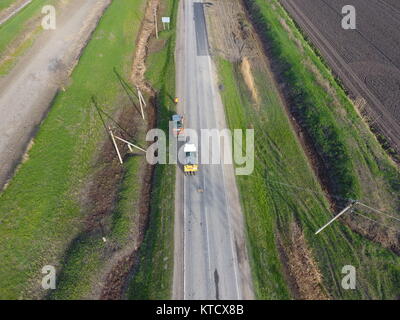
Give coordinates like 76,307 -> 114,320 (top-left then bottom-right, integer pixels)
137,87 -> 146,121
108,128 -> 146,165
109,127 -> 123,165
154,7 -> 159,39
315,201 -> 357,235
114,135 -> 147,153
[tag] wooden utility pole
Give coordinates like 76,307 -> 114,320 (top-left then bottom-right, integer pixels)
138,88 -> 146,107
109,127 -> 123,164
315,202 -> 356,235
137,87 -> 146,120
108,128 -> 146,165
114,135 -> 147,153
154,7 -> 159,39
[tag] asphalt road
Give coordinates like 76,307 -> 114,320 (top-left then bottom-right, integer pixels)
0,0 -> 111,188
173,0 -> 253,300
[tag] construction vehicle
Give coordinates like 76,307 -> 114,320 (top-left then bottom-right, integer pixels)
183,143 -> 198,175
172,114 -> 184,136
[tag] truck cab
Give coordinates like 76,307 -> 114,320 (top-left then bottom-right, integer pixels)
183,143 -> 198,175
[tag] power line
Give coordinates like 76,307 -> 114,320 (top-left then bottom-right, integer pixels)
352,210 -> 400,233
257,174 -> 349,202
357,202 -> 400,223
252,173 -> 400,220
91,96 -> 137,141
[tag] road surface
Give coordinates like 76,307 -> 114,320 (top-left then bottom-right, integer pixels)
173,0 -> 254,300
0,0 -> 111,188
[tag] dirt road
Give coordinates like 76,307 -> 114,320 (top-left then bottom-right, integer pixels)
173,0 -> 254,300
0,0 -> 111,188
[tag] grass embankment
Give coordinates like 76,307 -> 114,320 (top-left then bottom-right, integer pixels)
0,0 -> 147,299
0,0 -> 17,12
245,0 -> 400,204
127,0 -> 178,300
0,0 -> 57,74
216,0 -> 400,299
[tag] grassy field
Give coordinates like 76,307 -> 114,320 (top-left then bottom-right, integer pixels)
0,0 -> 16,11
127,0 -> 178,300
0,0 -> 147,299
0,0 -> 57,74
217,58 -> 400,300
215,0 -> 400,299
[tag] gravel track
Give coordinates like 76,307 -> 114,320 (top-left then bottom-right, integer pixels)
0,0 -> 111,188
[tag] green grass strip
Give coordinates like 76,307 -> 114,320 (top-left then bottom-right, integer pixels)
0,0 -> 17,11
127,0 -> 178,300
214,0 -> 400,299
0,0 -> 146,299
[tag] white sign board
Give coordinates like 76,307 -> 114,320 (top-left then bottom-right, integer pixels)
161,17 -> 171,30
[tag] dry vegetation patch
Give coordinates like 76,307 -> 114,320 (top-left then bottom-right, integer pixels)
279,223 -> 329,300
131,0 -> 160,95
240,56 -> 260,106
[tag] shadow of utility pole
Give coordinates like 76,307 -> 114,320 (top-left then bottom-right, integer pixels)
113,67 -> 143,117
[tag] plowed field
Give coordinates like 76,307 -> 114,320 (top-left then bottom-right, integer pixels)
281,0 -> 400,153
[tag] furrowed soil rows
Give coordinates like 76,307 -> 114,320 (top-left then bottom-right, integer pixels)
281,0 -> 400,156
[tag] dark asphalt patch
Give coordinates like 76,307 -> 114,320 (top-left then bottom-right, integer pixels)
194,3 -> 209,56
214,269 -> 220,300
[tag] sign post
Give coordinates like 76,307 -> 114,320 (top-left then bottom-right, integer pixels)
162,17 -> 171,30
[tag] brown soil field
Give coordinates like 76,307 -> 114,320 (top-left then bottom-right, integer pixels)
281,0 -> 400,156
